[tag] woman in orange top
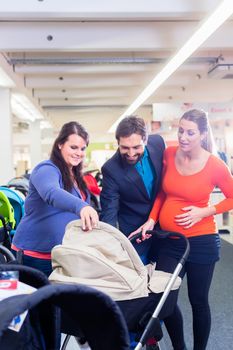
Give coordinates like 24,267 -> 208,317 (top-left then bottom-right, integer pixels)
129,109 -> 233,350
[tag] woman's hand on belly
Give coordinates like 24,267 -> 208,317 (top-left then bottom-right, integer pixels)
175,205 -> 215,229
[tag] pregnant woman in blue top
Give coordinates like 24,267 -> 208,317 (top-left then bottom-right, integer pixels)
12,121 -> 99,276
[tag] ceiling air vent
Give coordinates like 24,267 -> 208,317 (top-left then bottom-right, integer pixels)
18,122 -> 29,130
208,63 -> 233,79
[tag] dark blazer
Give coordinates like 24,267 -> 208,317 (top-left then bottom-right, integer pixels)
100,134 -> 165,235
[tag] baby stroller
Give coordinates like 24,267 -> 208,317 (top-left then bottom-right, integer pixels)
0,186 -> 25,239
0,262 -> 130,350
49,220 -> 189,349
0,191 -> 16,249
7,176 -> 30,198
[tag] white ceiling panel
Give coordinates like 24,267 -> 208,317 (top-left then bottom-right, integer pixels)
0,0 -> 232,144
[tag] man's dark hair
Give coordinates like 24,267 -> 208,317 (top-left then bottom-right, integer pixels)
115,116 -> 147,142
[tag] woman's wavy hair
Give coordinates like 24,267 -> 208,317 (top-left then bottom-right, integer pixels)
50,121 -> 89,193
180,109 -> 215,153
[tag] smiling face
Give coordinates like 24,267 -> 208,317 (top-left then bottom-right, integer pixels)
118,133 -> 146,164
59,133 -> 87,169
178,118 -> 206,152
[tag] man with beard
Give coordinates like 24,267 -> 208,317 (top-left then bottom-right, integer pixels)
100,115 -> 165,259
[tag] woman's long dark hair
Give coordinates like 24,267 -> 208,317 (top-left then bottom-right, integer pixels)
50,121 -> 89,193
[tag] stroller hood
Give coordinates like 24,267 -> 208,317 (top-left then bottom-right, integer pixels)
50,220 -> 181,301
50,220 -> 148,301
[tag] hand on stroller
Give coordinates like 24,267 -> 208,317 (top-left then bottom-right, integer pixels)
80,206 -> 99,231
128,218 -> 155,243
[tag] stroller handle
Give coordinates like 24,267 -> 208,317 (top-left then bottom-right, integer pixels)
129,229 -> 190,266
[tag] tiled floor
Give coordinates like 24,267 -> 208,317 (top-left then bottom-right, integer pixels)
220,232 -> 233,245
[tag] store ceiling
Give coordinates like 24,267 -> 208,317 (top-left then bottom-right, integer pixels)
0,1 -> 233,142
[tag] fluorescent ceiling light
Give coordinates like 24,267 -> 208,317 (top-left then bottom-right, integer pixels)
11,93 -> 44,122
0,67 -> 15,87
109,0 -> 233,132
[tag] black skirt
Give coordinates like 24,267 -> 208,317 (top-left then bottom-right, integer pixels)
154,233 -> 221,264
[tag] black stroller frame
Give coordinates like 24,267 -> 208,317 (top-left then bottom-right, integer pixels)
0,266 -> 130,350
0,255 -> 130,350
61,229 -> 190,350
0,230 -> 189,350
129,230 -> 190,350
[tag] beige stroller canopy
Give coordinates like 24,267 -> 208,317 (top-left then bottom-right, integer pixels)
50,220 -> 181,301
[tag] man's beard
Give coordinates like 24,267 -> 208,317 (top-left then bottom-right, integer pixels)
121,152 -> 143,165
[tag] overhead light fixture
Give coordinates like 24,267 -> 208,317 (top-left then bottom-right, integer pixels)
208,62 -> 233,79
108,0 -> 233,132
11,93 -> 44,122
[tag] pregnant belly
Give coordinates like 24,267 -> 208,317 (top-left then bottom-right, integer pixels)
159,199 -> 186,231
158,199 -> 216,236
